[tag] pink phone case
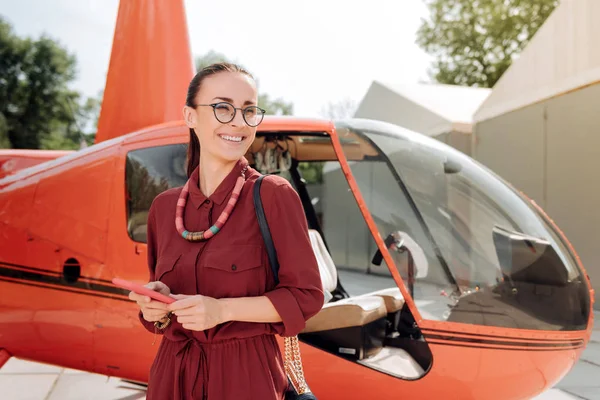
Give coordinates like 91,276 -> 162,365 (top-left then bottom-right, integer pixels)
112,278 -> 175,304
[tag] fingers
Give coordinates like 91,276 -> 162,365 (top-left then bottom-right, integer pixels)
145,281 -> 170,296
168,295 -> 203,312
143,308 -> 165,318
172,304 -> 204,317
129,290 -> 169,313
128,282 -> 171,324
128,291 -> 147,303
175,315 -> 199,324
170,294 -> 191,301
142,309 -> 168,322
144,300 -> 169,311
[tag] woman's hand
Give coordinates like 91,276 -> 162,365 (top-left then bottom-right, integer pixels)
129,281 -> 171,323
168,294 -> 226,331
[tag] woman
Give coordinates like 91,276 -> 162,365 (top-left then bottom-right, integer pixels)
128,63 -> 325,400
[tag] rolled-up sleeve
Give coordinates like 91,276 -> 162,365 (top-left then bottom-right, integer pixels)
261,176 -> 325,337
138,200 -> 161,334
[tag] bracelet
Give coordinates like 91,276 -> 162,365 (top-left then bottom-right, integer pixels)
154,312 -> 172,330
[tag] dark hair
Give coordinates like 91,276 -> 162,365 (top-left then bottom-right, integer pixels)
185,62 -> 254,177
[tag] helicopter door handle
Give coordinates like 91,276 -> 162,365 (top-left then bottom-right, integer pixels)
371,233 -> 403,266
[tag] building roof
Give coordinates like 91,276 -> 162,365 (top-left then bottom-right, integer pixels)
354,81 -> 490,136
382,82 -> 491,124
474,0 -> 600,123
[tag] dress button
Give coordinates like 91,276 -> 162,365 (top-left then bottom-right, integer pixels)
204,199 -> 210,204
231,264 -> 237,271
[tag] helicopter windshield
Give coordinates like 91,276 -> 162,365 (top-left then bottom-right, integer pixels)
334,119 -> 590,331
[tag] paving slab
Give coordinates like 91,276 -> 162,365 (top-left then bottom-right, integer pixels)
45,373 -> 146,400
556,359 -> 600,390
533,389 -> 584,400
561,388 -> 600,400
0,358 -> 62,374
0,373 -> 59,400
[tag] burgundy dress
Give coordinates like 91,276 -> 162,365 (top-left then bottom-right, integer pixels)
138,158 -> 324,400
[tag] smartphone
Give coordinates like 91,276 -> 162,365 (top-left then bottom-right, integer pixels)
112,277 -> 175,304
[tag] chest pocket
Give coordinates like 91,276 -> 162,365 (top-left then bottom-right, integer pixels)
154,253 -> 188,294
202,245 -> 266,298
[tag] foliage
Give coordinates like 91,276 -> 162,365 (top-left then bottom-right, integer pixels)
126,156 -> 171,242
126,157 -> 170,215
0,16 -> 100,150
416,0 -> 559,88
0,113 -> 9,148
299,162 -> 324,184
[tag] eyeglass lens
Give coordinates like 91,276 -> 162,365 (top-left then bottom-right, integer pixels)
213,102 -> 263,126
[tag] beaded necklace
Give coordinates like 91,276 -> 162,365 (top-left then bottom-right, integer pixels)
175,166 -> 248,242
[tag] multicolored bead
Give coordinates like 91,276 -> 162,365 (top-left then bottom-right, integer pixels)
175,166 -> 247,242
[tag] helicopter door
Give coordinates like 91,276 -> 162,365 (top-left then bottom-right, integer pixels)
19,148 -> 115,372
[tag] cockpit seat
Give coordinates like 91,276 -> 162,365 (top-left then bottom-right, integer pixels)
301,229 -> 397,360
302,296 -> 387,333
304,229 -> 387,333
308,228 -> 406,315
359,287 -> 405,314
301,295 -> 388,360
308,229 -> 337,297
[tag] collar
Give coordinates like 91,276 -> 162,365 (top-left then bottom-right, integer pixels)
188,157 -> 249,209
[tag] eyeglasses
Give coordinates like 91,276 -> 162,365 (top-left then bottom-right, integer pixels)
196,102 -> 266,127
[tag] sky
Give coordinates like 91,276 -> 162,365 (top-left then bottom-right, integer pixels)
0,0 -> 434,118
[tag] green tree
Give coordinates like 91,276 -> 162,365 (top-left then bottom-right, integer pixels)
195,50 -> 294,115
196,49 -> 233,71
416,0 -> 559,88
0,113 -> 9,148
0,16 -> 98,150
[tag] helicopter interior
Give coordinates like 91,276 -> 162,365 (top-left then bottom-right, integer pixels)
248,132 -> 432,379
125,130 -> 434,380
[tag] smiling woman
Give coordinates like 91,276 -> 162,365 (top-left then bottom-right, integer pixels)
126,63 -> 324,400
182,64 -> 265,181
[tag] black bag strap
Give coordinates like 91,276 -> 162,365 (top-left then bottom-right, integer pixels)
254,175 -> 318,399
254,175 -> 280,285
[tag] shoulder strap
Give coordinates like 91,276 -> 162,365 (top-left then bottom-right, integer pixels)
253,175 -> 280,285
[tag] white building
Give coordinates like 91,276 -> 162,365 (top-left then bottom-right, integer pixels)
354,81 -> 490,155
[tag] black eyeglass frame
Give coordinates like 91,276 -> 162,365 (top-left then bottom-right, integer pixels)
195,102 -> 266,127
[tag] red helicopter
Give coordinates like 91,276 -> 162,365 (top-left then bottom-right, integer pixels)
0,1 -> 594,399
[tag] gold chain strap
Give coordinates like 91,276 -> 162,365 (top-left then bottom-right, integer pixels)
284,336 -> 309,394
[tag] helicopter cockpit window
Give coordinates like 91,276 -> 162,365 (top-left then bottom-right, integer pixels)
125,144 -> 188,243
335,120 -> 590,331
